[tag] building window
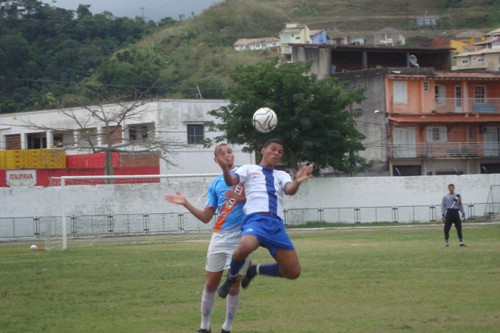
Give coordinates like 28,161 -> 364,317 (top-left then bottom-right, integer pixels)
129,123 -> 154,142
27,133 -> 47,149
460,59 -> 469,65
435,85 -> 446,105
427,126 -> 447,142
474,57 -> 484,63
423,81 -> 430,92
5,134 -> 21,150
187,124 -> 204,144
474,85 -> 486,104
393,81 -> 407,104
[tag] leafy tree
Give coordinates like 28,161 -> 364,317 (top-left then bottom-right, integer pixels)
207,60 -> 366,173
0,1 -> 155,113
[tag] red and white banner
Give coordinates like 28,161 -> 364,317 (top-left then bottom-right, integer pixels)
6,170 -> 37,187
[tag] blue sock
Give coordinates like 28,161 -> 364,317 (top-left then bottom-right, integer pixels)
227,258 -> 246,281
257,263 -> 280,277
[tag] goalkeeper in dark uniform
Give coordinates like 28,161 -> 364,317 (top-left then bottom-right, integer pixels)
441,183 -> 466,247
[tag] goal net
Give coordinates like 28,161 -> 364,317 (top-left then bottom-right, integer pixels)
46,173 -> 219,250
485,185 -> 500,216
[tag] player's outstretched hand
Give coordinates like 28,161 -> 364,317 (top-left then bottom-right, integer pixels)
295,164 -> 314,184
165,191 -> 186,205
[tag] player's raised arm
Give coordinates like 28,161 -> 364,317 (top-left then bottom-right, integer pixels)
285,164 -> 314,195
164,191 -> 214,224
214,148 -> 238,186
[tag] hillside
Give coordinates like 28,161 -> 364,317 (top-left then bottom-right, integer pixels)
1,0 -> 499,112
127,0 -> 499,99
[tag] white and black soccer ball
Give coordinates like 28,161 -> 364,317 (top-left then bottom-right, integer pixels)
252,107 -> 278,133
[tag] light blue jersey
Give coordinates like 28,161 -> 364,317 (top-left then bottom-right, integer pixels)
206,169 -> 245,233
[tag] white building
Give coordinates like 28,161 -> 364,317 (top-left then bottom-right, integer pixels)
233,37 -> 280,52
0,99 -> 255,175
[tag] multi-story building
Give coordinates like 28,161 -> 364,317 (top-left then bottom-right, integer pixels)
291,43 -> 500,175
280,23 -> 313,61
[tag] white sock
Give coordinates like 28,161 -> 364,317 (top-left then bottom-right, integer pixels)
200,289 -> 216,330
221,293 -> 240,332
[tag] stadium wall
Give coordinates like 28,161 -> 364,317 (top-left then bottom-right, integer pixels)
0,174 -> 497,219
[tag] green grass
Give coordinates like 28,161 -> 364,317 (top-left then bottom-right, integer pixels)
1,224 -> 499,333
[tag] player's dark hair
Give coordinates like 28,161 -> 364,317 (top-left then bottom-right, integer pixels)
263,139 -> 283,148
448,183 -> 455,187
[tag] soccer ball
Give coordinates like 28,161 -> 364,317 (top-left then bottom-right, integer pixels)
30,244 -> 37,251
252,107 -> 278,133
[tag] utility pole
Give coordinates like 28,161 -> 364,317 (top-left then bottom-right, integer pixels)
140,7 -> 145,20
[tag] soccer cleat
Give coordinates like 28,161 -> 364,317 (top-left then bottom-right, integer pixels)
220,330 -> 231,333
459,242 -> 466,247
445,243 -> 449,247
198,328 -> 211,333
217,278 -> 233,298
241,264 -> 257,289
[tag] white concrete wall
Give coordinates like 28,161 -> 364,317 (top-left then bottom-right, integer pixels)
1,174 -> 497,219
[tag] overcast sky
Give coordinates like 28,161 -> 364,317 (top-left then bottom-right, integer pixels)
43,0 -> 223,22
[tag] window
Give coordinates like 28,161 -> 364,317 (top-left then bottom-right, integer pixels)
455,85 -> 462,109
187,124 -> 204,144
474,85 -> 486,104
423,81 -> 430,92
129,123 -> 154,142
426,126 -> 447,142
393,81 -> 407,104
474,57 -> 484,63
27,133 -> 47,149
435,85 -> 446,105
460,59 -> 469,65
5,134 -> 21,150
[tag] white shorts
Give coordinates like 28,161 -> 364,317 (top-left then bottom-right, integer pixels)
206,230 -> 249,275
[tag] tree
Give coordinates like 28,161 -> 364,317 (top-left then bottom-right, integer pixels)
23,92 -> 182,178
207,60 -> 366,173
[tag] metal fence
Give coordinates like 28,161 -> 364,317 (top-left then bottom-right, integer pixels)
1,202 -> 497,241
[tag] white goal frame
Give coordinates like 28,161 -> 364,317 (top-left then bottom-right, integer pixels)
58,173 -> 218,250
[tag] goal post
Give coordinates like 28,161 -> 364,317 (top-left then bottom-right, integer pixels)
51,173 -> 219,250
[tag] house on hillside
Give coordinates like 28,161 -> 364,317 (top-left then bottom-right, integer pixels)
310,29 -> 330,45
233,37 -> 280,52
452,48 -> 500,71
280,22 -> 312,61
474,27 -> 500,49
452,30 -> 485,52
331,32 -> 367,46
373,27 -> 405,46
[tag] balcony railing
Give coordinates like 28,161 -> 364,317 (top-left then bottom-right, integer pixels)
388,142 -> 500,159
432,98 -> 500,114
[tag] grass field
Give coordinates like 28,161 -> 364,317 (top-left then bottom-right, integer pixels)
1,224 -> 499,333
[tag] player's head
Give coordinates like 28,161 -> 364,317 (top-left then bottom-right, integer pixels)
214,143 -> 234,168
448,183 -> 455,193
263,139 -> 283,148
260,139 -> 284,167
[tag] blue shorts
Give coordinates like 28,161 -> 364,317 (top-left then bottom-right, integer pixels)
241,213 -> 295,256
